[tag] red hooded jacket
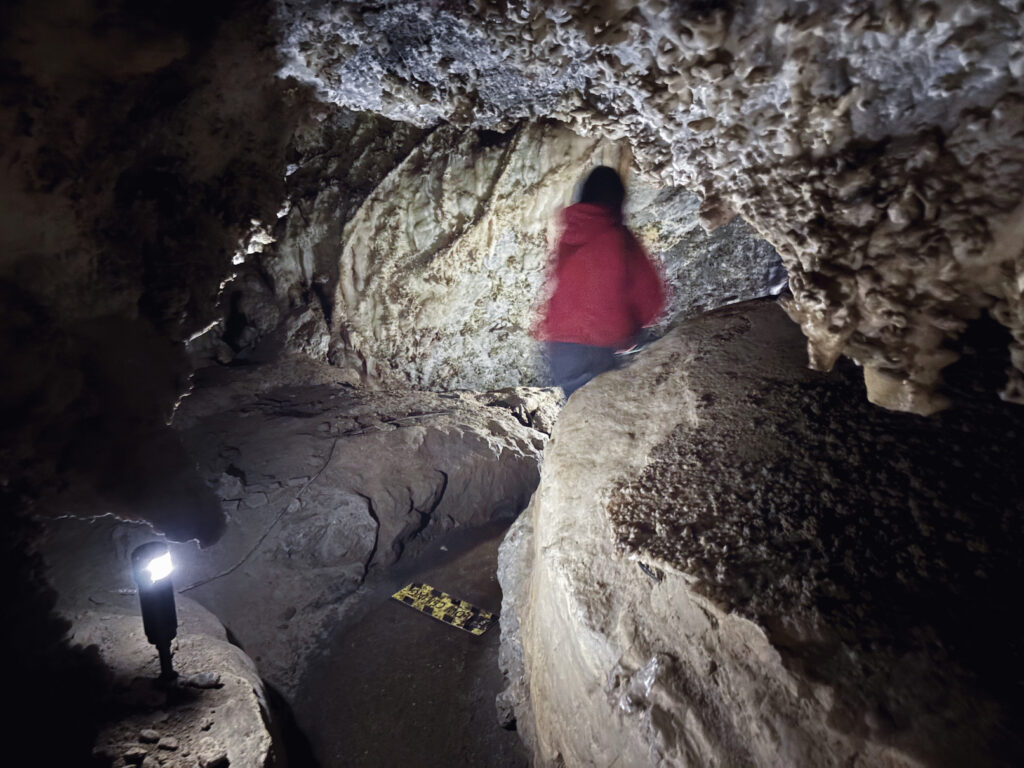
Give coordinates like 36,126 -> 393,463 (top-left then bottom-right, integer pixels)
535,203 -> 666,349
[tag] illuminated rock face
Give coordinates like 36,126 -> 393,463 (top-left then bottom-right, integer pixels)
328,122 -> 778,390
498,299 -> 1024,766
280,0 -> 1024,413
43,373 -> 558,702
329,121 -> 600,389
228,117 -> 781,391
185,108 -> 430,371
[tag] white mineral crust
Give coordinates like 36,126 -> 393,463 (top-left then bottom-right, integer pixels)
278,0 -> 1024,412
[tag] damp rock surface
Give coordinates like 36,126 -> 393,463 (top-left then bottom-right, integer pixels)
34,361 -> 558,762
499,298 -> 1024,767
296,520 -> 528,768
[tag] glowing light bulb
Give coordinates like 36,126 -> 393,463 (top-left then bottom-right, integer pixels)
145,552 -> 174,583
131,542 -> 179,680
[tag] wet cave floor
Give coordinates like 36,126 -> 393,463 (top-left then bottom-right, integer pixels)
292,519 -> 529,768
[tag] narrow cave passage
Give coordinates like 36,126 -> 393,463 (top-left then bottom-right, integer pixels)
6,1 -> 1024,766
295,519 -> 526,768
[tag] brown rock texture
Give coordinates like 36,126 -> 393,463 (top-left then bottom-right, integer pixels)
1,0 -> 304,540
499,298 -> 1024,766
75,598 -> 275,768
58,363 -> 559,701
32,367 -> 558,761
34,523 -> 277,768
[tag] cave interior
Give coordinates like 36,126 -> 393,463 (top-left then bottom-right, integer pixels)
3,1 -> 1023,766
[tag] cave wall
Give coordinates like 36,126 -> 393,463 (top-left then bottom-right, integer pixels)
4,0 -> 846,537
204,117 -> 783,391
499,298 -> 1024,766
3,3 -> 1021,763
184,107 -> 429,368
326,120 -> 783,389
1,6 -> 309,755
0,0 -> 316,540
279,0 -> 1024,414
330,120 -> 595,390
5,0 -> 1021,550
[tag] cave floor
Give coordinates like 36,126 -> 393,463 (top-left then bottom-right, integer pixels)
293,518 -> 528,768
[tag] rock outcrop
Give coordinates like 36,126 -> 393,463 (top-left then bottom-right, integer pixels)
171,377 -> 554,698
325,120 -> 782,389
196,115 -> 782,392
31,519 -> 277,767
185,108 -> 429,371
55,594 -> 275,768
499,298 -> 1024,766
31,366 -> 557,761
48,365 -> 559,701
280,0 -> 1024,413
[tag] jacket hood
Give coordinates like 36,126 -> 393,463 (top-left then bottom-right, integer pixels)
559,202 -> 623,246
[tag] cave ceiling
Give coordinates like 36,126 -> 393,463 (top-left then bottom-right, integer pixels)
279,0 -> 1024,414
3,0 -> 1022,538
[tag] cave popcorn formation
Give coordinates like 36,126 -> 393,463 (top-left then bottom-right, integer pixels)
279,0 -> 1024,414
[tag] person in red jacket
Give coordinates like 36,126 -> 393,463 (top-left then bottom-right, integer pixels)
535,165 -> 667,396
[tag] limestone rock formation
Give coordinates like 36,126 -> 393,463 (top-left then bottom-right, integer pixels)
499,299 -> 1024,766
6,2 -> 1023,763
280,0 -> 1024,413
324,118 -> 782,390
59,596 -> 274,768
75,366 -> 556,700
0,0 -> 310,540
331,121 -> 596,389
186,108 -> 428,370
37,531 -> 276,768
22,349 -> 556,761
200,117 -> 782,391
629,182 -> 787,321
2,0 -> 789,544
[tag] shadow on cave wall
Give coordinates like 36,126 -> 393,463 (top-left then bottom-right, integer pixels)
2,499 -> 111,765
0,1 -> 323,763
0,0 -> 310,538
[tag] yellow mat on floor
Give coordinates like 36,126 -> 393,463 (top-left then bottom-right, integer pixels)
391,582 -> 498,635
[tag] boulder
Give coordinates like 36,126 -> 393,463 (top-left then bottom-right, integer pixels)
499,298 -> 1024,766
35,548 -> 275,768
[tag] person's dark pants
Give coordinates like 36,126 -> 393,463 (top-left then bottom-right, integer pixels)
544,341 -> 618,397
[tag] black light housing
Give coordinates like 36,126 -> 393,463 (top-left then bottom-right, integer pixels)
131,542 -> 178,681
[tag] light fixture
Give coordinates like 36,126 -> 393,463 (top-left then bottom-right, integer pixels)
131,542 -> 179,681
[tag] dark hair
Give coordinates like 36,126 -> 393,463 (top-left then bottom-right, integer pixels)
579,165 -> 625,213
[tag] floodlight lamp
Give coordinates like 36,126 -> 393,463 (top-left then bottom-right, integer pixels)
144,552 -> 174,583
131,542 -> 179,681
